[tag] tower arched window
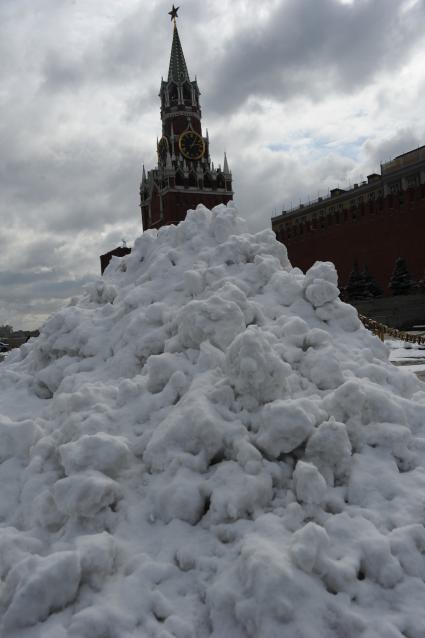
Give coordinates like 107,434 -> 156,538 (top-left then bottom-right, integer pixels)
175,170 -> 184,187
169,83 -> 178,105
183,83 -> 192,105
216,173 -> 225,189
188,171 -> 197,188
203,172 -> 212,189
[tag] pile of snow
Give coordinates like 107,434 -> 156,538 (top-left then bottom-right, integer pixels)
1,204 -> 425,637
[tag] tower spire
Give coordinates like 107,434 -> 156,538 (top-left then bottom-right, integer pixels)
223,152 -> 230,174
167,9 -> 189,83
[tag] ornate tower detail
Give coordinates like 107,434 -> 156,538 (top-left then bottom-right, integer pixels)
140,6 -> 233,231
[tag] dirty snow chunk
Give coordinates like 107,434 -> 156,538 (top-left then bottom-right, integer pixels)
2,551 -> 81,629
154,475 -> 205,524
293,461 -> 327,505
255,400 -> 315,456
302,349 -> 344,390
219,519 -> 297,634
143,396 -> 224,471
87,279 -> 117,304
53,471 -> 122,517
77,532 -> 117,590
145,352 -> 187,393
177,295 -> 246,350
305,418 -> 352,482
68,606 -> 135,638
0,417 -> 41,462
145,301 -> 167,324
59,433 -> 130,477
304,280 -> 339,307
305,261 -> 339,286
183,269 -> 204,296
210,202 -> 241,242
212,281 -> 256,325
291,522 -> 330,573
254,254 -> 281,284
269,271 -> 303,306
208,461 -> 273,521
225,326 -> 291,403
316,299 -> 360,332
360,534 -> 403,587
0,528 -> 43,580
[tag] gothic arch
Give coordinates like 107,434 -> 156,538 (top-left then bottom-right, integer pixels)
182,82 -> 192,105
216,173 -> 225,189
203,172 -> 212,189
169,82 -> 178,105
175,170 -> 185,187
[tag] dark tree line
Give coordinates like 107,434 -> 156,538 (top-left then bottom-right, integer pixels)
344,263 -> 382,300
344,257 -> 424,300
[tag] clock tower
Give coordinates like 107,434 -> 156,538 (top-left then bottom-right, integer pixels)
140,6 -> 233,231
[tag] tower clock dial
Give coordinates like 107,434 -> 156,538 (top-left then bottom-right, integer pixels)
179,131 -> 205,160
157,136 -> 169,163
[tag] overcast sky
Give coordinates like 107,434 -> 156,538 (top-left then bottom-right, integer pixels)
1,0 -> 425,329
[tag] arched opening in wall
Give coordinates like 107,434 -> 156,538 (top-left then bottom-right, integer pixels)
175,170 -> 185,187
188,171 -> 197,188
169,83 -> 178,105
203,172 -> 212,189
183,83 -> 192,105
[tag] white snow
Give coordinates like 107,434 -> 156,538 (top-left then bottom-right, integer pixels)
1,203 -> 425,637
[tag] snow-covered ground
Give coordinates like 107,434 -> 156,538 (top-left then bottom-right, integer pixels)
388,339 -> 425,374
1,204 -> 425,637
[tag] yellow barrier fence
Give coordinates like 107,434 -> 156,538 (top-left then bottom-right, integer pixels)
359,314 -> 425,345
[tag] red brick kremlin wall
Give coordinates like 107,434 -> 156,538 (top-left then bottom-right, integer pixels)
275,183 -> 425,294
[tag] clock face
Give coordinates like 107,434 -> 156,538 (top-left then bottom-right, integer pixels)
179,131 -> 205,160
157,137 -> 168,163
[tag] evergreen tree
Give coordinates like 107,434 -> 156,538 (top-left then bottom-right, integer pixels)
416,271 -> 425,294
345,262 -> 364,299
389,257 -> 413,296
362,266 -> 382,298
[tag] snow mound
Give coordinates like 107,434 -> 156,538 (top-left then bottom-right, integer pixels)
1,203 -> 425,637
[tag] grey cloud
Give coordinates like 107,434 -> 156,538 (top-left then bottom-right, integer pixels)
40,2 -> 169,94
0,270 -> 58,286
363,128 -> 422,166
205,0 -> 425,113
0,274 -> 92,302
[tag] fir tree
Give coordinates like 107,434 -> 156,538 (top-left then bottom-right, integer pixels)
362,266 -> 382,298
345,262 -> 364,299
389,257 -> 413,296
416,271 -> 425,294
